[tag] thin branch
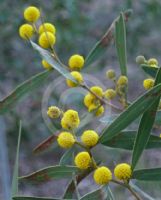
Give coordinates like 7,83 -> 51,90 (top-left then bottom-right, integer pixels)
111,179 -> 142,200
81,83 -> 123,112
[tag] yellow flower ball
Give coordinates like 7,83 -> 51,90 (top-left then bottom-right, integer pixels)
90,86 -> 103,97
19,24 -> 34,40
114,163 -> 132,181
61,109 -> 80,130
68,54 -> 84,70
84,93 -> 95,108
143,78 -> 154,90
84,92 -> 101,112
66,71 -> 83,87
94,166 -> 112,185
57,132 -> 75,148
47,106 -> 61,118
106,69 -> 116,79
42,59 -> 52,70
24,6 -> 40,22
88,104 -> 100,112
61,117 -> 69,130
74,152 -> 91,169
117,76 -> 128,86
95,106 -> 105,117
148,58 -> 158,67
81,130 -> 99,147
38,32 -> 56,48
104,89 -> 116,100
39,23 -> 56,35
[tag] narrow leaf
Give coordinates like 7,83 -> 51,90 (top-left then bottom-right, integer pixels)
59,147 -> 75,166
130,182 -> 155,200
141,64 -> 159,78
20,165 -> 79,183
115,12 -> 127,75
99,114 -> 118,124
0,71 -> 50,115
107,187 -> 115,200
99,83 -> 161,143
101,131 -> 161,150
80,187 -> 107,200
63,163 -> 101,199
101,112 -> 161,126
84,10 -> 132,67
132,67 -> 161,170
133,168 -> 161,181
33,134 -> 57,154
11,121 -> 22,196
31,41 -> 76,83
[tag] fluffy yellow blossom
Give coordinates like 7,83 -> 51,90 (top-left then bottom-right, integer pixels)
143,78 -> 154,90
47,106 -> 60,118
61,109 -> 80,130
84,93 -> 100,112
84,86 -> 103,112
81,130 -> 99,147
117,76 -> 128,86
24,6 -> 40,22
57,132 -> 75,148
38,32 -> 56,48
94,166 -> 112,185
84,94 -> 96,108
68,54 -> 84,71
114,163 -> 132,181
95,106 -> 105,117
106,69 -> 116,79
66,71 -> 83,87
148,58 -> 158,67
42,60 -> 52,70
104,89 -> 116,100
90,86 -> 103,97
136,55 -> 146,65
39,23 -> 56,35
74,152 -> 91,169
19,24 -> 34,40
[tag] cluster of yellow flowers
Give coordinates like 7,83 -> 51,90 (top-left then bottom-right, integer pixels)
79,158 -> 132,185
136,55 -> 159,90
19,6 -> 57,70
84,86 -> 104,116
84,73 -> 128,114
47,107 -> 80,129
65,54 -> 85,88
136,55 -> 159,68
47,106 -> 132,185
83,70 -> 129,115
19,6 -> 130,115
57,129 -> 99,149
